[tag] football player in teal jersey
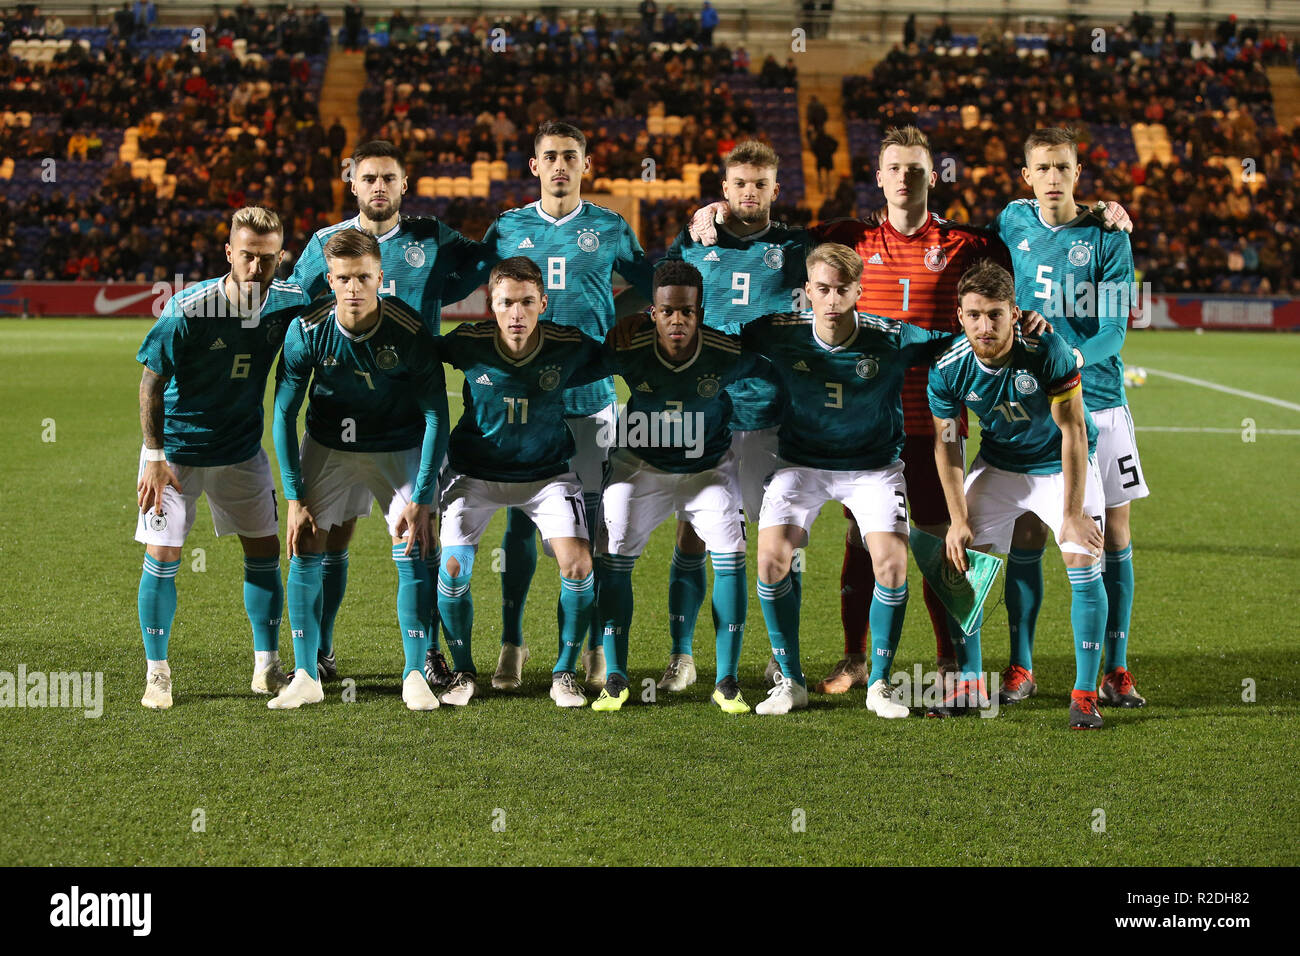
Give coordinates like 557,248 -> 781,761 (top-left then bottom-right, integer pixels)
657,140 -> 813,693
269,229 -> 448,712
740,243 -> 956,717
135,206 -> 310,710
929,260 -> 1110,728
435,257 -> 611,709
995,127 -> 1148,708
289,140 -> 487,688
464,122 -> 656,692
591,261 -> 769,713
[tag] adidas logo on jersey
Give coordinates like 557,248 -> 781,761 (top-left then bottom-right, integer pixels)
518,238 -> 535,249
475,373 -> 493,386
792,360 -> 810,372
209,338 -> 226,350
1017,239 -> 1031,252
636,381 -> 653,393
867,253 -> 883,265
965,391 -> 983,402
703,250 -> 721,261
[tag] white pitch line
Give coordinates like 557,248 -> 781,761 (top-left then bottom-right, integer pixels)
1136,426 -> 1300,435
1145,368 -> 1300,413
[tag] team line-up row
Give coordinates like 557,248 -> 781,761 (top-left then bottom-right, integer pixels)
133,125 -> 1148,729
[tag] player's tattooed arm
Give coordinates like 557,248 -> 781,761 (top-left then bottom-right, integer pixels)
136,366 -> 181,514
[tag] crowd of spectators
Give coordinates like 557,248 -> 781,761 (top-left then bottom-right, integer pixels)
845,21 -> 1298,294
358,17 -> 787,184
0,19 -> 331,281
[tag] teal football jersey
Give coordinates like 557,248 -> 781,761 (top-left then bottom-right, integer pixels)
479,200 -> 655,417
289,215 -> 487,334
741,310 -> 949,470
928,329 -> 1098,476
440,320 -> 610,482
137,275 -> 309,467
995,199 -> 1135,410
665,221 -> 814,431
604,315 -> 768,473
273,297 -> 449,503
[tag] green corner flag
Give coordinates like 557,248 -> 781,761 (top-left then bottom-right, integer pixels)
909,528 -> 1004,636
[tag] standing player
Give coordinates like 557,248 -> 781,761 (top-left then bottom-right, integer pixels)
592,261 -> 766,713
135,206 -> 309,710
658,140 -> 812,694
740,243 -> 955,716
289,140 -> 488,687
995,127 -> 1148,707
929,260 -> 1109,728
269,229 -> 448,711
434,257 -> 611,709
469,121 -> 656,691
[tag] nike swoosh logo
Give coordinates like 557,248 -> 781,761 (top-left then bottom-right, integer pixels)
94,288 -> 157,314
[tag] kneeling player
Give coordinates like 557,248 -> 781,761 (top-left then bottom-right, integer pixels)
929,260 -> 1109,728
134,206 -> 308,709
593,261 -> 763,713
435,257 -> 610,708
742,243 -> 954,716
271,229 -> 448,711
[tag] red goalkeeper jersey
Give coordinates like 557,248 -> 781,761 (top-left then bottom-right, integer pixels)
814,214 -> 1010,436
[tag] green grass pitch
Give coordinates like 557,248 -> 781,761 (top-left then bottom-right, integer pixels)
0,321 -> 1296,866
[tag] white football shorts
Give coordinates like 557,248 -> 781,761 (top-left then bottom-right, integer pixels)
566,403 -> 617,495
1092,404 -> 1150,507
298,433 -> 420,537
600,447 -> 747,556
135,446 -> 279,547
964,455 -> 1106,557
440,470 -> 587,548
730,425 -> 779,520
759,458 -> 909,541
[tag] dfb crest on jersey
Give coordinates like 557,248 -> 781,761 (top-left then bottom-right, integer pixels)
577,230 -> 600,253
323,355 -> 339,367
924,245 -> 948,272
149,512 -> 168,532
264,318 -> 285,343
1068,241 -> 1092,267
538,365 -> 562,391
762,247 -> 784,270
405,244 -> 426,268
856,357 -> 879,379
697,375 -> 721,398
376,345 -> 399,370
1015,372 -> 1038,395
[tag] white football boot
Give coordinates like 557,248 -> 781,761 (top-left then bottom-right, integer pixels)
141,669 -> 173,710
754,675 -> 809,715
250,659 -> 292,695
549,671 -> 587,708
581,646 -> 607,690
402,670 -> 440,711
491,642 -> 530,691
657,653 -> 697,692
439,671 -> 477,707
267,669 -> 324,710
865,679 -> 910,719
